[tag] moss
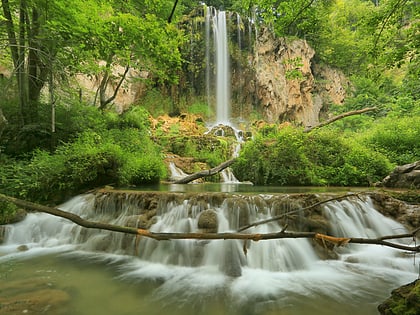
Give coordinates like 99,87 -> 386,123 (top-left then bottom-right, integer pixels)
388,190 -> 420,204
0,200 -> 19,225
378,280 -> 420,315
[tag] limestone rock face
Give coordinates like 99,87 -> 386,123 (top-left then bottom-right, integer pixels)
254,28 -> 349,125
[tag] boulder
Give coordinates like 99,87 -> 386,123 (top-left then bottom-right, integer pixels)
197,209 -> 218,233
378,279 -> 420,315
376,161 -> 420,189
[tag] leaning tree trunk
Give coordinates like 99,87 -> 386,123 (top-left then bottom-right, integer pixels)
304,107 -> 377,133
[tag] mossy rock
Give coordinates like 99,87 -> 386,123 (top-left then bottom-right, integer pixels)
378,279 -> 420,315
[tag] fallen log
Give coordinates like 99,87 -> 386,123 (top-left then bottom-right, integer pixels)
304,107 -> 377,133
173,158 -> 236,184
0,193 -> 418,252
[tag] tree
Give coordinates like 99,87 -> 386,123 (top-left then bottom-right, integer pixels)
1,0 -> 53,125
49,0 -> 184,110
1,0 -> 185,119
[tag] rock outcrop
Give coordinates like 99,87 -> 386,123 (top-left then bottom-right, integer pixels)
254,28 -> 349,125
378,279 -> 420,315
376,161 -> 420,189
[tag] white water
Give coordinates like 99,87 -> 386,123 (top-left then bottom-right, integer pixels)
205,8 -> 230,125
0,193 -> 417,315
220,168 -> 240,183
168,162 -> 190,181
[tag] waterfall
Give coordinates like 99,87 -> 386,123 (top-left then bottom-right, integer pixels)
205,7 -> 231,125
168,162 -> 189,181
0,192 -> 417,314
220,168 -> 239,183
214,11 -> 230,124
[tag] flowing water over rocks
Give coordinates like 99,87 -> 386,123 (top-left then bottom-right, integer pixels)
0,190 -> 418,315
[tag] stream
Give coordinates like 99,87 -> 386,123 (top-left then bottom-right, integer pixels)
0,187 -> 418,315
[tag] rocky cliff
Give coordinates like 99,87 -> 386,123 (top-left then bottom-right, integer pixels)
253,28 -> 349,125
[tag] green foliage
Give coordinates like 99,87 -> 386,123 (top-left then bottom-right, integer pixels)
365,116 -> 420,165
343,76 -> 391,111
234,127 -> 315,185
119,155 -> 166,186
120,106 -> 151,130
314,0 -> 375,73
140,89 -> 174,116
187,102 -> 213,117
0,200 -> 18,225
284,57 -> 304,81
164,136 -> 231,168
233,127 -> 392,186
0,128 -> 166,203
0,100 -> 122,156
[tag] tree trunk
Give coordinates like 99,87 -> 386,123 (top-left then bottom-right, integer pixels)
304,107 -> 377,133
98,59 -> 130,111
2,0 -> 47,125
0,108 -> 7,139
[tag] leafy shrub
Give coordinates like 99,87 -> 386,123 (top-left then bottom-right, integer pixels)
0,128 -> 166,203
233,127 -> 392,186
120,106 -> 151,130
234,127 -> 315,185
166,135 -> 231,167
365,116 -> 420,165
119,155 -> 166,186
0,200 -> 19,224
187,102 -> 213,117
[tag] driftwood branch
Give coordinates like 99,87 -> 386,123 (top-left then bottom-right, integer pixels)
173,158 -> 236,184
0,193 -> 419,252
304,107 -> 377,133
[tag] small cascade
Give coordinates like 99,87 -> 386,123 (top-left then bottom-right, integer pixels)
168,162 -> 189,181
220,167 -> 239,183
0,192 -> 417,314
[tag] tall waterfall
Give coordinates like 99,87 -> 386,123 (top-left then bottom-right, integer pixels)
214,11 -> 230,124
0,192 -> 417,315
205,7 -> 231,124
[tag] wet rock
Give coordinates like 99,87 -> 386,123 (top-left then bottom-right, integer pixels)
250,195 -> 268,214
369,192 -> 420,230
219,240 -> 245,277
124,210 -> 156,230
376,161 -> 420,189
378,279 -> 420,315
208,124 -> 237,138
225,198 -> 251,230
17,244 -> 29,251
0,225 -> 9,244
312,240 -> 339,260
197,209 -> 218,233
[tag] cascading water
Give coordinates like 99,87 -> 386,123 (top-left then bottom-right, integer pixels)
0,192 -> 417,315
214,11 -> 230,124
205,7 -> 230,125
